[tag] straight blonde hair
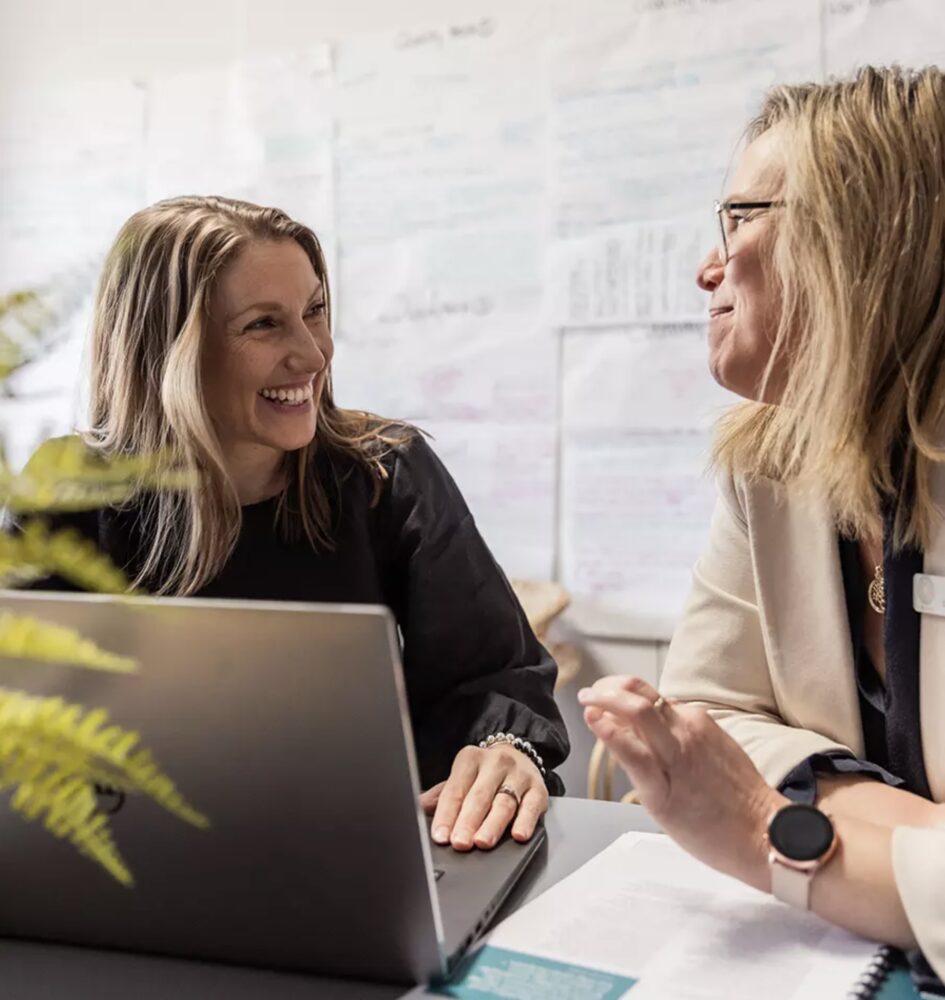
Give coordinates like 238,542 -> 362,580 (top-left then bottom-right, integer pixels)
714,66 -> 945,550
87,195 -> 408,595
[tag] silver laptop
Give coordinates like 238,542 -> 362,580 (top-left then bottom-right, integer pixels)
0,591 -> 546,985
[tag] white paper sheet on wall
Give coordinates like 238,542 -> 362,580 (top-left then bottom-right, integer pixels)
332,330 -> 558,426
560,427 -> 718,619
559,327 -> 733,617
146,47 -> 335,240
548,0 -> 821,236
333,8 -> 550,244
235,47 -> 336,239
421,420 -> 557,581
547,218 -> 714,327
562,326 -> 734,432
146,65 -> 260,204
335,228 -> 544,341
825,0 -> 944,75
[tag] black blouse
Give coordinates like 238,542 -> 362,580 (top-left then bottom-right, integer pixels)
19,432 -> 570,794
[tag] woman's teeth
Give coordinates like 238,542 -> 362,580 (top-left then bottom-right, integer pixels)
259,385 -> 313,406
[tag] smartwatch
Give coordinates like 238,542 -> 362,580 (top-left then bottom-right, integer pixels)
766,803 -> 839,909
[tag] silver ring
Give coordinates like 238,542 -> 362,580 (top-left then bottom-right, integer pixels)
495,784 -> 521,810
652,695 -> 667,711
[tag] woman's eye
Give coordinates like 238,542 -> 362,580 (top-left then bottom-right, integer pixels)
305,301 -> 327,318
245,316 -> 275,332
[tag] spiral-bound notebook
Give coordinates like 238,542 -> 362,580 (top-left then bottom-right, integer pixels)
432,832 -> 927,999
851,948 -> 921,999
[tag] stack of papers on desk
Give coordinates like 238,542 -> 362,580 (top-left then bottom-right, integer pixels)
436,832 -> 879,999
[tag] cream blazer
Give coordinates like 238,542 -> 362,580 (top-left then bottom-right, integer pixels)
660,470 -> 945,976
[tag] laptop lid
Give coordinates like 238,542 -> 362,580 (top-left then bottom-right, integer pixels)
0,590 -> 447,984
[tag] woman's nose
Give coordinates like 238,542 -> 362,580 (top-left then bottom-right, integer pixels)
696,247 -> 725,292
287,319 -> 330,373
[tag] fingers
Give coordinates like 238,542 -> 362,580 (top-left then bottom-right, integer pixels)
420,781 -> 446,815
578,678 -> 678,769
471,779 -> 525,850
447,768 -> 498,851
431,745 -> 547,851
511,786 -> 547,843
471,772 -> 549,849
585,706 -> 670,810
430,749 -> 480,845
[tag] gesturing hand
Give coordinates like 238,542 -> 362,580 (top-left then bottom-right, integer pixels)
579,675 -> 786,890
420,743 -> 548,852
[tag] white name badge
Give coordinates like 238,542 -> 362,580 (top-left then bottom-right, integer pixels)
913,573 -> 945,616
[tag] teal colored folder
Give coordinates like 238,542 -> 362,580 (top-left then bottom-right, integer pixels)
875,968 -> 921,998
850,948 -> 927,999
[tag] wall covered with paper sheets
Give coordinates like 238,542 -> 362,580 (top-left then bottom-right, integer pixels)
0,0 -> 940,631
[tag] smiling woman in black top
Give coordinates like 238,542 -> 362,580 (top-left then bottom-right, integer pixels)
24,195 -> 568,852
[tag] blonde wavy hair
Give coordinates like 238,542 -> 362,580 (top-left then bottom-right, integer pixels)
714,65 -> 945,550
87,195 -> 407,595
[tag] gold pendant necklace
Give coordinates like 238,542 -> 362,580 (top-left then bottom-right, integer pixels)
868,563 -> 886,614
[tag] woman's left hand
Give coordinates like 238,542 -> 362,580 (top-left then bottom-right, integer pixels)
579,675 -> 787,890
420,744 -> 549,851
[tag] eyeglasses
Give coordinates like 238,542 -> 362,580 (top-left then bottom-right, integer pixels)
713,200 -> 785,264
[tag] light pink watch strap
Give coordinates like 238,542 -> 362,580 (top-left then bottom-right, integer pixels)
770,859 -> 811,909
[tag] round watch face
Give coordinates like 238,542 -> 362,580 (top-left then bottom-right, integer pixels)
768,804 -> 835,862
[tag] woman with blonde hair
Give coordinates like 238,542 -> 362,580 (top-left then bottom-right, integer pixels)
25,195 -> 568,850
579,66 -> 945,988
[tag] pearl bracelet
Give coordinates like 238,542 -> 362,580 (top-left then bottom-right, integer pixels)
478,732 -> 546,776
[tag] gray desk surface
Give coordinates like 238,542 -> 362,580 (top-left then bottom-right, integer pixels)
1,798 -> 660,1000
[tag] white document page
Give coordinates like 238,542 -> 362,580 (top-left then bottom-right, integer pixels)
488,832 -> 877,1000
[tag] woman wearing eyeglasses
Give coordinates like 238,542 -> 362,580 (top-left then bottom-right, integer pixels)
579,66 -> 945,989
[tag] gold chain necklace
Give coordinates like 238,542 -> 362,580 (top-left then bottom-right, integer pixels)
868,563 -> 886,614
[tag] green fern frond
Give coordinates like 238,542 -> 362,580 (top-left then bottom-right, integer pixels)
2,436 -> 195,513
0,688 -> 209,885
0,521 -> 131,593
0,336 -> 22,381
0,290 -> 55,380
5,761 -> 133,884
0,613 -> 137,672
0,556 -> 43,588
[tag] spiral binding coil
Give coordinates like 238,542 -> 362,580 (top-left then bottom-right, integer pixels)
847,945 -> 896,999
